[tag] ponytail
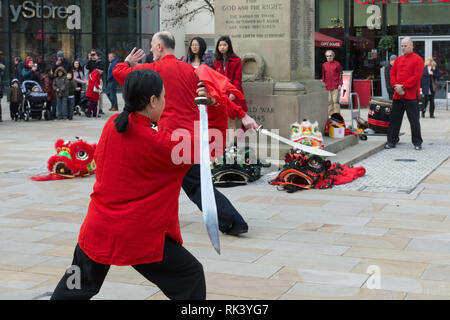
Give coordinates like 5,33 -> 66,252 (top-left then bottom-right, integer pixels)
114,104 -> 132,133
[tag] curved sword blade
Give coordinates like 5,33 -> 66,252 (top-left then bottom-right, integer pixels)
198,103 -> 221,255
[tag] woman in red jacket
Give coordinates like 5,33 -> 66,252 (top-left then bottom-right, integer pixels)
213,36 -> 248,114
51,69 -> 213,300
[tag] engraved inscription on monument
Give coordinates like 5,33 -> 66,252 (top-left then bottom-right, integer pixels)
219,1 -> 286,40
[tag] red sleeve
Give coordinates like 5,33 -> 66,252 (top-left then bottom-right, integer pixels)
403,56 -> 424,89
338,63 -> 343,86
113,62 -> 154,86
226,98 -> 246,120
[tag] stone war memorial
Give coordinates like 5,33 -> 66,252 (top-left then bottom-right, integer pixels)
215,0 -> 328,143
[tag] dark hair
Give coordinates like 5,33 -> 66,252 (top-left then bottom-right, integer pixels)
72,59 -> 83,71
114,69 -> 164,133
157,33 -> 176,50
215,36 -> 234,60
188,37 -> 207,63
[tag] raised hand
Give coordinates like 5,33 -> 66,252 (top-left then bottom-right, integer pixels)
125,48 -> 146,67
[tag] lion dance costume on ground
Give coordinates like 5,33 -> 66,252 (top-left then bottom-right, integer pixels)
270,148 -> 366,193
31,138 -> 97,181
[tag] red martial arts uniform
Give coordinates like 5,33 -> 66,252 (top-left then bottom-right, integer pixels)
78,113 -> 195,266
113,55 -> 199,136
390,52 -> 424,100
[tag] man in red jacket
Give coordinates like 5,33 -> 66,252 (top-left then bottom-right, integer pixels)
113,31 -> 257,235
386,37 -> 424,150
322,50 -> 343,117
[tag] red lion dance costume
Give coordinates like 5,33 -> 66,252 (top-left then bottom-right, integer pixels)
31,138 -> 97,181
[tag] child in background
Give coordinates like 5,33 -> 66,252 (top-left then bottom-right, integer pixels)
7,79 -> 23,121
53,67 -> 68,120
66,72 -> 77,120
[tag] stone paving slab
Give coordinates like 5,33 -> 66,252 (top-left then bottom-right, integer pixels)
1,104 -> 450,300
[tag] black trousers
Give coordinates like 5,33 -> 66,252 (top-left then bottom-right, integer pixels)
10,102 -> 20,119
422,94 -> 435,116
182,164 -> 244,232
387,98 -> 423,147
50,238 -> 206,300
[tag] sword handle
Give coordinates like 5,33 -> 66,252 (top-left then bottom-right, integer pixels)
195,96 -> 208,105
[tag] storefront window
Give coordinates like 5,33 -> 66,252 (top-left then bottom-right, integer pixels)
0,0 -> 158,87
107,0 -> 139,34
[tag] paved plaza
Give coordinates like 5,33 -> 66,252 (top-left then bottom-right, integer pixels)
0,96 -> 450,300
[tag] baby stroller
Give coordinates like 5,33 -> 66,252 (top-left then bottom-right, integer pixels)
20,81 -> 50,121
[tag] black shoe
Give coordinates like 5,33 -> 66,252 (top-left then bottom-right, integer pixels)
421,112 -> 425,118
224,223 -> 248,236
414,145 -> 422,150
99,110 -> 104,115
385,143 -> 395,149
430,115 -> 435,119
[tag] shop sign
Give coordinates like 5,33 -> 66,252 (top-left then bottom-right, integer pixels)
0,1 -> 81,30
320,41 -> 341,47
356,0 -> 450,4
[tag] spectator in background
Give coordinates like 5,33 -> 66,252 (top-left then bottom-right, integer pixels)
14,57 -> 25,82
385,55 -> 397,100
106,52 -> 120,111
321,50 -> 343,117
420,57 -> 440,119
85,49 -> 99,76
213,36 -> 247,114
66,72 -> 77,120
40,68 -> 57,120
52,50 -> 71,73
22,58 -> 40,82
183,37 -> 214,69
53,67 -> 69,120
85,62 -> 103,118
72,60 -> 87,108
7,79 -> 22,121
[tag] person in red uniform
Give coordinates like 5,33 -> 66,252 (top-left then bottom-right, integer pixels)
113,31 -> 258,236
51,69 -> 219,300
321,50 -> 343,117
386,37 -> 424,150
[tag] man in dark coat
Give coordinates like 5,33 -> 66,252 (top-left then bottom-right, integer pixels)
52,50 -> 71,73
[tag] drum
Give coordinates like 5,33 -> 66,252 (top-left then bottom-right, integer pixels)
368,98 -> 392,133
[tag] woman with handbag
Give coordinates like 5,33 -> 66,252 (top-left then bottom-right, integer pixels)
420,57 -> 440,119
